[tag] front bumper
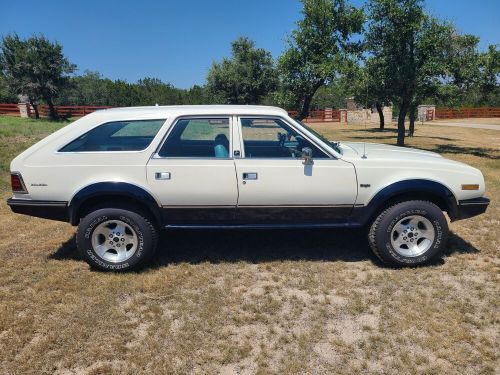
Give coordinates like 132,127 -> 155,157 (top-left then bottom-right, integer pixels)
7,198 -> 69,222
455,197 -> 490,220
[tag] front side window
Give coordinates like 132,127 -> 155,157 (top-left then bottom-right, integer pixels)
158,118 -> 230,158
59,119 -> 166,152
240,118 -> 328,158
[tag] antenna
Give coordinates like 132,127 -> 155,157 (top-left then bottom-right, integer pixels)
361,81 -> 368,159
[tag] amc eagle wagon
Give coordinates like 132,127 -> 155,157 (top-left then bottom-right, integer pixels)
8,105 -> 489,271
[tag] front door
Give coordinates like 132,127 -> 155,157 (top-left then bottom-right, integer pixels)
146,116 -> 238,224
234,116 -> 357,224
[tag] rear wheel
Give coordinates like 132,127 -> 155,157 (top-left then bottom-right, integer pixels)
76,207 -> 158,271
368,200 -> 448,266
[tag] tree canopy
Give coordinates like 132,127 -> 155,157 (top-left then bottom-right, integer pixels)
277,0 -> 364,120
206,37 -> 277,104
0,34 -> 76,118
0,1 -> 498,148
365,0 -> 458,145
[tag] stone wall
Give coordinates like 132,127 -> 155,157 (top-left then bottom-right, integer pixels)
341,106 -> 392,124
418,105 -> 435,121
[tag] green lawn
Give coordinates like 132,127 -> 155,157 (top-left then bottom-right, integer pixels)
0,116 -> 69,191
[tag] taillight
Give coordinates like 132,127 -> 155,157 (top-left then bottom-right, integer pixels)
11,172 -> 28,194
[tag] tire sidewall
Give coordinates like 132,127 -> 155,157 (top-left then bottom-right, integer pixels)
77,208 -> 153,271
376,202 -> 447,265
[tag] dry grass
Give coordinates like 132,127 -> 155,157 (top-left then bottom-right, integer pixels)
0,118 -> 498,374
432,118 -> 500,125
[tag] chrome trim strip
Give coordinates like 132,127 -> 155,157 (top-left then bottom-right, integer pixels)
161,204 -> 364,208
7,198 -> 67,207
238,204 -> 356,208
161,205 -> 235,208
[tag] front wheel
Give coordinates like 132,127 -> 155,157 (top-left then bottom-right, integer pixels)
368,200 -> 448,266
76,207 -> 158,271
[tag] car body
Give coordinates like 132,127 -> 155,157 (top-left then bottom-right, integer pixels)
7,105 -> 489,270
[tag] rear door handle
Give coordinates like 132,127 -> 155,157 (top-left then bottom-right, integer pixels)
243,172 -> 258,180
155,172 -> 171,180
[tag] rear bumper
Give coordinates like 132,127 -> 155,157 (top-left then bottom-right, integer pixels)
455,197 -> 490,220
7,198 -> 69,222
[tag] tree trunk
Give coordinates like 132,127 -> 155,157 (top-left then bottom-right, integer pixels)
397,101 -> 408,146
298,93 -> 315,121
375,102 -> 384,130
46,98 -> 58,120
408,103 -> 417,137
297,81 -> 324,121
30,99 -> 40,119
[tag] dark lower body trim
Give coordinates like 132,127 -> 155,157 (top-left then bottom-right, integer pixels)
7,198 -> 69,222
161,204 -> 357,225
455,197 -> 490,220
165,222 -> 362,229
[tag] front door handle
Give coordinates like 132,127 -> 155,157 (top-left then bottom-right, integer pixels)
243,172 -> 258,180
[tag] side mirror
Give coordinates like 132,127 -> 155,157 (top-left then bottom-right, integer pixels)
301,147 -> 314,165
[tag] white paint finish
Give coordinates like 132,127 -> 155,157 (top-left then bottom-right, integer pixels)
146,158 -> 238,206
340,142 -> 486,204
234,158 -> 358,206
9,105 -> 487,211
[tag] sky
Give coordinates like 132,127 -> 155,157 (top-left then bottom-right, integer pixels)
1,0 -> 499,89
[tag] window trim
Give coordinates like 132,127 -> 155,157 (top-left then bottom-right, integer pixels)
152,115 -> 233,160
56,118 -> 168,154
237,115 -> 334,160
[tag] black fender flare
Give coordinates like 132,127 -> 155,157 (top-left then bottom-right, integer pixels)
353,179 -> 458,225
68,182 -> 161,225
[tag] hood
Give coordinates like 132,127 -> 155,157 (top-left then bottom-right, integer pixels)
339,142 -> 443,161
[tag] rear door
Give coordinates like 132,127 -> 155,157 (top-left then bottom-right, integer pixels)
234,116 -> 357,224
146,116 -> 238,224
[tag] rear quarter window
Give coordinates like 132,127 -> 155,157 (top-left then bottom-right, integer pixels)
59,119 -> 166,152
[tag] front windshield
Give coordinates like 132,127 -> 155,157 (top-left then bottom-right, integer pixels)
296,120 -> 342,154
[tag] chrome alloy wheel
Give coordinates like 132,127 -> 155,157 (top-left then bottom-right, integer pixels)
91,220 -> 138,263
390,215 -> 435,257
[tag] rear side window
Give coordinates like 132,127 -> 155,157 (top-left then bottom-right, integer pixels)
158,118 -> 230,158
59,119 -> 166,152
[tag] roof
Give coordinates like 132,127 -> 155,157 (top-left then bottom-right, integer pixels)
94,105 -> 288,119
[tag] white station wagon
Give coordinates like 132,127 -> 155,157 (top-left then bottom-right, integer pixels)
8,105 -> 489,271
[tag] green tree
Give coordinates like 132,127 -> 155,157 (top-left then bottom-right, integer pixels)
183,85 -> 213,105
0,34 -> 76,119
0,35 -> 40,116
353,57 -> 391,130
310,78 -> 352,110
136,77 -> 184,105
277,0 -> 363,120
478,44 -> 500,105
366,0 -> 455,145
58,71 -> 110,106
0,72 -> 17,102
207,37 -> 277,104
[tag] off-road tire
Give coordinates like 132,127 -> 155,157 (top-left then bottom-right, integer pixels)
368,200 -> 448,266
76,207 -> 158,271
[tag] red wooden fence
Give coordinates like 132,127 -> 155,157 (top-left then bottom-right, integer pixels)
0,104 -> 112,118
37,105 -> 112,118
287,109 -> 341,122
435,107 -> 500,119
0,103 -> 20,116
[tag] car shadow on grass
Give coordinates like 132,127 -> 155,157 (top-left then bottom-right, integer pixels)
50,229 -> 480,270
430,144 -> 500,160
348,135 -> 456,142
